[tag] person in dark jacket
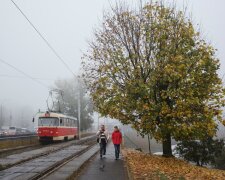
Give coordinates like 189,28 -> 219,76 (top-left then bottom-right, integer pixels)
97,125 -> 109,158
112,126 -> 122,160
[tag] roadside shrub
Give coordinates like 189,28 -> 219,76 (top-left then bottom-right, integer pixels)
214,147 -> 225,169
176,137 -> 224,166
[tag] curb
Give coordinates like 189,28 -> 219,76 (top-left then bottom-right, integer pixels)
122,149 -> 134,180
68,146 -> 99,180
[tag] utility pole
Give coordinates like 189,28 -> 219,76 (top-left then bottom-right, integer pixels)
9,111 -> 12,126
97,112 -> 99,130
77,78 -> 81,139
0,104 -> 2,127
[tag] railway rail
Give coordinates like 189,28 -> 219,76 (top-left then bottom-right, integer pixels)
0,132 -> 95,157
0,136 -> 98,180
0,135 -> 96,171
0,144 -> 42,159
33,141 -> 98,180
0,134 -> 37,140
0,134 -> 38,155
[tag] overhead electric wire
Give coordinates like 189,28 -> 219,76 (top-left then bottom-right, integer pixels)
0,74 -> 54,81
11,0 -> 76,77
222,73 -> 225,81
0,58 -> 49,89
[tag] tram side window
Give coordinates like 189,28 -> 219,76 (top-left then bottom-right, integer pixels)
59,118 -> 77,127
60,118 -> 64,126
72,120 -> 75,127
68,119 -> 71,127
65,118 -> 69,127
66,119 -> 69,127
63,118 -> 67,127
64,118 -> 67,127
64,118 -> 66,126
63,118 -> 66,127
69,119 -> 75,127
68,119 -> 70,127
70,119 -> 73,127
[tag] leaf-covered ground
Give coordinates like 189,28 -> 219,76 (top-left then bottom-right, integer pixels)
123,149 -> 225,180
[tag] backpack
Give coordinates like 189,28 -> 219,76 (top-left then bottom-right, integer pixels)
98,132 -> 107,144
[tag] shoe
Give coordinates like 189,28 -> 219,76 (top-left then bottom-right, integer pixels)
100,155 -> 102,159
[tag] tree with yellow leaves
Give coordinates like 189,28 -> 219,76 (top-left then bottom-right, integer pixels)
82,1 -> 225,156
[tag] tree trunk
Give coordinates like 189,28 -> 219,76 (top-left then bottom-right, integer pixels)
197,160 -> 200,166
162,133 -> 172,157
147,134 -> 151,154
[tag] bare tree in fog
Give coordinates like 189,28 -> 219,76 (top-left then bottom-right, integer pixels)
53,78 -> 94,131
0,104 -> 5,127
0,103 -> 34,131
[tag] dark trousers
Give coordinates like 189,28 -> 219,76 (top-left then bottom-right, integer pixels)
114,144 -> 120,158
100,142 -> 106,157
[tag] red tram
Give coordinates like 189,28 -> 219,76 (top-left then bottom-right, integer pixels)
38,111 -> 78,141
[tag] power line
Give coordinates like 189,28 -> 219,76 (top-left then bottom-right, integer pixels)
11,0 -> 76,77
0,58 -> 49,89
0,74 -> 54,81
222,73 -> 225,81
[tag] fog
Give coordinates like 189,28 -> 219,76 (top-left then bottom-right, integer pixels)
0,0 -> 225,129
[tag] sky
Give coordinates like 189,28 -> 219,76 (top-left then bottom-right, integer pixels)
0,0 -> 225,114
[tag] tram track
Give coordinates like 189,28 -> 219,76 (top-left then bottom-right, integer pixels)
0,134 -> 37,140
0,136 -> 98,180
33,141 -> 97,180
0,144 -> 42,159
0,135 -> 96,171
0,132 -> 95,158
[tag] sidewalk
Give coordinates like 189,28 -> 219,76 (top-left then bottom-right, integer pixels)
77,142 -> 128,180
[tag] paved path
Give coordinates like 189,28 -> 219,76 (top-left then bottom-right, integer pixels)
77,142 -> 128,180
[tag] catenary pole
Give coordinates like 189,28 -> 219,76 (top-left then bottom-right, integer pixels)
77,78 -> 81,139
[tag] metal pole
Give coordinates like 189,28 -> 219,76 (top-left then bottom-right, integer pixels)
97,112 -> 99,130
10,111 -> 12,127
0,105 -> 2,126
77,78 -> 81,139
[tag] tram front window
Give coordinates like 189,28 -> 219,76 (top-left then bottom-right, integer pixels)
38,117 -> 59,126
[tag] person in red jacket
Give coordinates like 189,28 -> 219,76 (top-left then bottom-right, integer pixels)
112,126 -> 122,160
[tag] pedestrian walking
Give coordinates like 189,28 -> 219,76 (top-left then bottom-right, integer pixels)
97,125 -> 109,158
112,126 -> 122,160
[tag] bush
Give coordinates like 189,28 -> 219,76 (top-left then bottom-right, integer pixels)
214,147 -> 225,169
176,137 -> 224,166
